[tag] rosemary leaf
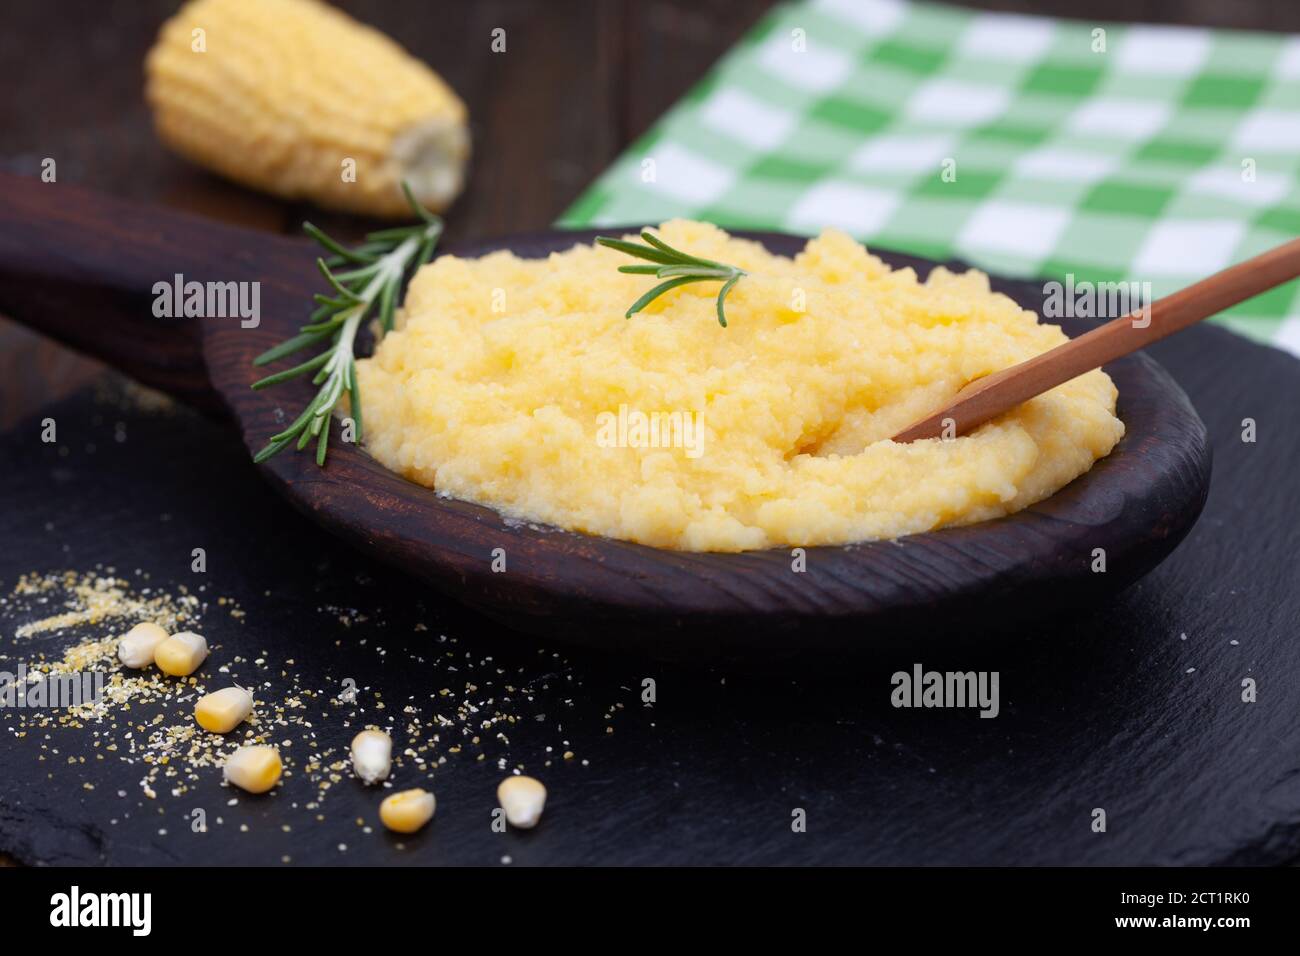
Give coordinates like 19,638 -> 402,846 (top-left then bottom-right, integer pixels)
366,225 -> 425,242
416,235 -> 438,268
331,262 -> 384,283
317,258 -> 366,303
595,236 -> 677,264
250,181 -> 444,467
301,314 -> 349,334
656,265 -> 731,279
378,280 -> 396,332
716,273 -> 742,328
251,351 -> 331,389
253,328 -> 333,366
348,356 -> 363,440
626,276 -> 707,318
637,231 -> 696,260
402,181 -> 440,224
316,419 -> 331,466
598,229 -> 747,327
252,434 -> 296,464
324,241 -> 389,267
303,222 -> 376,263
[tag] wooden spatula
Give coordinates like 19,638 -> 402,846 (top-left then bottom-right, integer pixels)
894,239 -> 1300,442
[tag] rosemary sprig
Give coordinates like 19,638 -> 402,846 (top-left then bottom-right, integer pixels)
251,183 -> 442,466
596,231 -> 746,327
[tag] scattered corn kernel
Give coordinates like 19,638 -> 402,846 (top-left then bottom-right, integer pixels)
195,686 -> 254,734
497,775 -> 547,829
379,788 -> 435,833
117,622 -> 168,668
154,631 -> 208,676
145,0 -> 470,217
223,745 -> 282,794
351,729 -> 392,785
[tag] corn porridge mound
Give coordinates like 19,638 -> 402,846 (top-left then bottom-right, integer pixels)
355,221 -> 1124,552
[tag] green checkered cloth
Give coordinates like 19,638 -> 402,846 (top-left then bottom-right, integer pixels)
559,0 -> 1300,355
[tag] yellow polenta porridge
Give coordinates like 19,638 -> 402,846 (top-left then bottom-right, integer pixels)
355,221 -> 1124,552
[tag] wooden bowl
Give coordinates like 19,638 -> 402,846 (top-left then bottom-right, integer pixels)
224,231 -> 1212,659
0,178 -> 1210,659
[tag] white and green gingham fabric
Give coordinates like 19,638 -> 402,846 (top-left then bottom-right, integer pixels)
559,0 -> 1300,355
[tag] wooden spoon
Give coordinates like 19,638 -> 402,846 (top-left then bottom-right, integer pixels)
894,239 -> 1300,442
0,173 -> 1211,658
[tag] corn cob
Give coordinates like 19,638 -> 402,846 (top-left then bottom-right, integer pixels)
145,0 -> 469,217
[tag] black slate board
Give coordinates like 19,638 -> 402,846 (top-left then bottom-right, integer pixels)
1,320 -> 1299,866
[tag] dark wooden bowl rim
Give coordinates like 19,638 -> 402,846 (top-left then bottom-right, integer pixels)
205,230 -> 1212,656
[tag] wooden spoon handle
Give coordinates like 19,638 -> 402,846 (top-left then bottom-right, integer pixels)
894,238 -> 1300,442
0,172 -> 303,413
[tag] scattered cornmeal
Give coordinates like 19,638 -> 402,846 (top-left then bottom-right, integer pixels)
117,622 -> 168,668
224,745 -> 282,794
195,686 -> 254,734
379,788 -> 435,833
497,775 -> 546,829
350,729 -> 393,784
154,631 -> 208,676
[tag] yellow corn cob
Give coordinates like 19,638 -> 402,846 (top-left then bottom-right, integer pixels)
145,0 -> 469,217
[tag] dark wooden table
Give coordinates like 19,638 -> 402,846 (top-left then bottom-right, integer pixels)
3,0 -> 1300,868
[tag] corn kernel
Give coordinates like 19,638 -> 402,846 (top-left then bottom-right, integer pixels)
497,775 -> 547,829
379,788 -> 435,833
117,622 -> 168,668
223,745 -> 282,794
195,686 -> 254,734
351,729 -> 392,785
154,631 -> 208,676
